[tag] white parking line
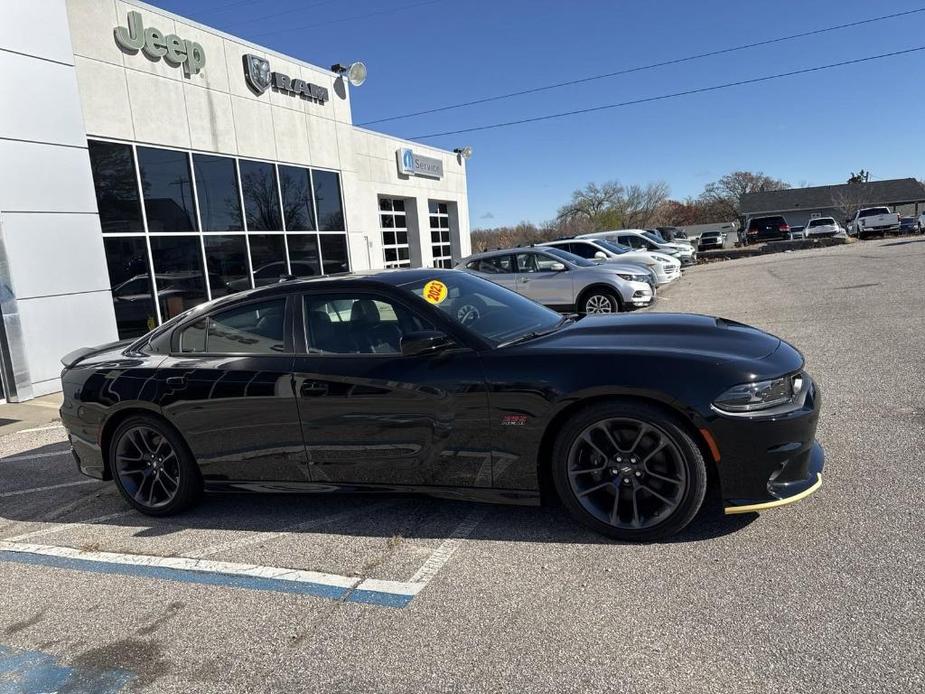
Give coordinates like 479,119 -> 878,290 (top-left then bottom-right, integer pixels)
1,449 -> 70,463
3,510 -> 136,543
0,480 -> 96,498
408,506 -> 487,585
13,424 -> 65,434
182,501 -> 399,558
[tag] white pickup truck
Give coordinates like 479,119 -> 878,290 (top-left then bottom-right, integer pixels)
848,207 -> 900,239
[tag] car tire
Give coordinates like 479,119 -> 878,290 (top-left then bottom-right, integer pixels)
109,415 -> 203,516
580,289 -> 621,314
551,401 -> 708,541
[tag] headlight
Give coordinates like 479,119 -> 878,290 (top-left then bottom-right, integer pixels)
616,273 -> 649,283
655,256 -> 671,264
713,374 -> 805,413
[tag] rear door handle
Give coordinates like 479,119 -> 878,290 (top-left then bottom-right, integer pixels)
166,376 -> 185,387
300,381 -> 328,397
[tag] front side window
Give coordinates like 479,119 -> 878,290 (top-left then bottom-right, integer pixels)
137,147 -> 198,232
88,141 -> 144,233
304,294 -> 430,354
517,252 -> 562,273
180,299 -> 286,354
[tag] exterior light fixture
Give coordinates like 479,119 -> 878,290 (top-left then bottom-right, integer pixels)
330,61 -> 367,87
453,146 -> 473,160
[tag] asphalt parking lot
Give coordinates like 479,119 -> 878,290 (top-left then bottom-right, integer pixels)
2,238 -> 924,693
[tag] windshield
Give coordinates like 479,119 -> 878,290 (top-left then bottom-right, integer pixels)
543,246 -> 596,267
398,272 -> 563,346
808,218 -> 834,227
597,239 -> 632,254
642,231 -> 665,244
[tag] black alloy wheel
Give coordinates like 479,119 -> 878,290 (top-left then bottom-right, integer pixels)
552,402 -> 707,541
582,290 -> 620,314
110,416 -> 201,516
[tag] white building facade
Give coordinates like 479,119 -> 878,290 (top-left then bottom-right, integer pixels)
0,0 -> 470,402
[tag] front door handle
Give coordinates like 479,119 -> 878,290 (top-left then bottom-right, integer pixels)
300,381 -> 329,397
165,376 -> 185,387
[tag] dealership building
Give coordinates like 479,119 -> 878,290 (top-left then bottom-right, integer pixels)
0,0 -> 470,402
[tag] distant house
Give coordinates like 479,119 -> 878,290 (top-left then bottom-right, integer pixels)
740,178 -> 925,227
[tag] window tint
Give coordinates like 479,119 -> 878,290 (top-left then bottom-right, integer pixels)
150,236 -> 207,320
287,234 -> 320,277
320,234 -> 350,274
239,160 -> 282,231
88,141 -> 144,233
180,300 -> 286,354
304,295 -> 430,354
314,170 -> 344,231
248,235 -> 287,286
469,254 -> 513,273
137,147 -> 198,232
859,207 -> 891,218
104,236 -> 157,338
279,165 -> 315,231
192,154 -> 242,231
204,235 -> 250,296
566,242 -> 597,259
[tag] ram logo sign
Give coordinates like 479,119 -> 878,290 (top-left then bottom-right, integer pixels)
396,148 -> 444,180
243,54 -> 329,104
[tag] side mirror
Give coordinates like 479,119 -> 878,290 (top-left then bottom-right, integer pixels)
401,330 -> 453,357
550,261 -> 567,272
593,251 -> 608,260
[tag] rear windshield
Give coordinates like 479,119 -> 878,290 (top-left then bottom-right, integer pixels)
748,216 -> 787,229
808,218 -> 835,227
859,207 -> 891,217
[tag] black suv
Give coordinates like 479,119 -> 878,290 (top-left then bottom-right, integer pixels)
744,216 -> 790,244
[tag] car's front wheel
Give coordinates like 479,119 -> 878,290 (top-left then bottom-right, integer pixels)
110,415 -> 202,516
581,289 -> 621,314
552,401 -> 707,541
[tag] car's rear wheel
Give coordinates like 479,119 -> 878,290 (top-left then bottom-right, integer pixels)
110,415 -> 202,516
581,289 -> 621,314
552,401 -> 707,541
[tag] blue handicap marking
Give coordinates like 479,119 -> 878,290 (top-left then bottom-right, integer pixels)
0,644 -> 134,693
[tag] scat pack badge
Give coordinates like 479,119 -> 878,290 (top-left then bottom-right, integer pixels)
422,280 -> 448,305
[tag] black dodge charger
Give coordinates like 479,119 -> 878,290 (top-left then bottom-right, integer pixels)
60,270 -> 823,541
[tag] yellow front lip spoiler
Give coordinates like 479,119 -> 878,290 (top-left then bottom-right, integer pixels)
724,474 -> 822,515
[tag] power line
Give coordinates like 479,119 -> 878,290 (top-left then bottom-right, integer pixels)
410,45 -> 925,139
361,6 -> 925,126
247,0 -> 448,39
221,0 -> 343,29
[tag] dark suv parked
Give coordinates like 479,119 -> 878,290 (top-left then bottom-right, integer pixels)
744,216 -> 790,244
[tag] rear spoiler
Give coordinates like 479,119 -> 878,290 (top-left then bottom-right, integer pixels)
61,339 -> 134,368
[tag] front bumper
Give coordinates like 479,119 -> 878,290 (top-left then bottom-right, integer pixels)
724,442 -> 824,514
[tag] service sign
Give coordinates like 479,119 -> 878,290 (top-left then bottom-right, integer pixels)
397,148 -> 444,179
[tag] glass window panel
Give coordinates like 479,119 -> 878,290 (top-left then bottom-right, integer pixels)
320,234 -> 349,275
384,232 -> 396,245
440,217 -> 450,229
380,215 -> 394,229
287,234 -> 321,278
103,236 -> 157,338
278,165 -> 315,231
204,235 -> 250,297
379,198 -> 392,212
385,248 -> 397,262
150,235 -> 207,319
248,234 -> 288,286
207,299 -> 286,354
431,231 -> 440,243
239,160 -> 282,231
398,247 -> 410,260
192,154 -> 243,231
180,318 -> 207,353
394,215 -> 407,228
396,232 -> 408,245
304,295 -> 430,354
438,203 -> 448,214
393,199 -> 405,212
88,141 -> 144,233
429,216 -> 439,228
428,201 -> 438,214
137,147 -> 198,232
313,170 -> 344,231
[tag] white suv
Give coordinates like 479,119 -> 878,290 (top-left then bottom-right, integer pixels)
579,230 -> 697,266
539,238 -> 681,285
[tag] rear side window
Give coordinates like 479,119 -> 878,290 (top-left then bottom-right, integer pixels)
566,242 -> 598,259
179,299 -> 287,353
467,254 -> 513,273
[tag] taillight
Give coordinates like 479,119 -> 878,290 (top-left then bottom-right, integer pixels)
779,224 -> 790,232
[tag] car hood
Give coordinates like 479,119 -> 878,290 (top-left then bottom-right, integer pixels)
597,258 -> 657,272
524,313 -> 783,363
660,242 -> 693,253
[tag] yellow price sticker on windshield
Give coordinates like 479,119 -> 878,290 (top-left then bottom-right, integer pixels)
422,280 -> 448,305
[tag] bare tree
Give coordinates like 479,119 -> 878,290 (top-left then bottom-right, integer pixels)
831,187 -> 869,225
556,181 -> 624,227
699,171 -> 790,220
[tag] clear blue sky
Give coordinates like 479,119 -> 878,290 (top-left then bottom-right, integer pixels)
149,0 -> 925,227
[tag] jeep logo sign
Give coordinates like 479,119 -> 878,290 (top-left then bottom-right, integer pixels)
114,11 -> 205,76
